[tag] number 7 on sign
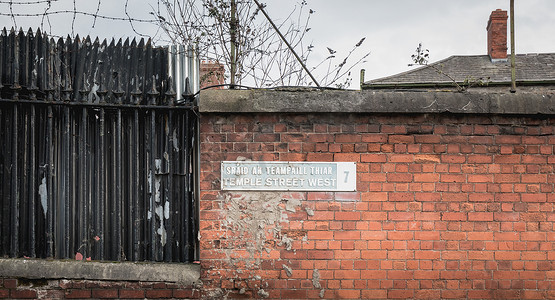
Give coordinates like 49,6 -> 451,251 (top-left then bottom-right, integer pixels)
337,162 -> 356,191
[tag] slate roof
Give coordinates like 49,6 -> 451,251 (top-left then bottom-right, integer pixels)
363,53 -> 555,89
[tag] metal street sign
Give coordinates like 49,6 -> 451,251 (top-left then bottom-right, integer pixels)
221,161 -> 356,191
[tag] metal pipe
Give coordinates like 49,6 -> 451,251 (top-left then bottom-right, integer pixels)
64,106 -> 71,258
80,108 -> 88,259
510,0 -> 516,93
29,105 -> 36,257
46,106 -> 54,257
98,108 -> 105,260
11,104 -> 19,257
133,110 -> 140,261
184,110 -> 191,261
230,0 -> 237,88
149,110 -> 156,260
115,109 -> 122,260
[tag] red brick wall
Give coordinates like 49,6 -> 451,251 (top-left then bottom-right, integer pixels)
200,113 -> 555,299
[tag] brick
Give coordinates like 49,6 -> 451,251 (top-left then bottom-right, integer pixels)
386,173 -> 413,182
335,250 -> 361,259
334,270 -> 361,279
361,133 -> 387,143
253,133 -> 279,142
388,250 -> 414,260
119,289 -> 145,298
495,232 -> 519,241
415,231 -> 439,240
307,250 -> 333,259
440,271 -> 466,279
521,251 -> 547,260
334,153 -> 361,162
361,231 -> 387,240
521,232 -> 546,241
441,174 -> 465,183
336,192 -> 360,201
468,251 -> 494,260
441,212 -> 466,221
413,173 -> 440,182
442,251 -> 467,260
467,155 -> 493,163
469,194 -> 494,202
361,289 -> 388,299
387,270 -> 413,280
361,212 -> 387,220
468,174 -> 493,183
92,289 -> 118,298
10,289 -> 37,299
522,155 -> 547,164
3,279 -> 17,289
468,212 -> 493,221
494,212 -> 519,221
65,290 -> 91,299
441,154 -> 465,163
388,290 -> 414,299
414,270 -> 440,279
522,193 -> 547,202
495,251 -> 521,260
389,135 -> 414,144
145,289 -> 173,299
334,211 -> 360,220
388,212 -> 414,221
387,231 -> 413,240
335,231 -> 361,240
415,290 -> 442,299
281,289 -> 307,299
360,153 -> 386,162
442,290 -> 467,299
336,290 -> 361,299
496,135 -> 521,144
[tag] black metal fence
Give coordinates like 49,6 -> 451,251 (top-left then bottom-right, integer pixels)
0,28 -> 198,262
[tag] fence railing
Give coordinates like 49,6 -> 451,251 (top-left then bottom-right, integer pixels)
0,28 -> 199,262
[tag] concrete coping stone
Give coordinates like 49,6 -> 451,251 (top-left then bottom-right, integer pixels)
199,89 -> 555,115
0,258 -> 200,285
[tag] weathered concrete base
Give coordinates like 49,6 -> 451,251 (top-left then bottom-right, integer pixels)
200,89 -> 555,115
0,258 -> 200,285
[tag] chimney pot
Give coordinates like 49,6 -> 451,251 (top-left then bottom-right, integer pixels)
487,9 -> 508,61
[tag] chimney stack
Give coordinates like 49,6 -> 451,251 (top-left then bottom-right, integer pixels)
200,61 -> 225,89
487,9 -> 508,62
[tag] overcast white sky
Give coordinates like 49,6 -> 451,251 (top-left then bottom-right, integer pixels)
1,0 -> 554,87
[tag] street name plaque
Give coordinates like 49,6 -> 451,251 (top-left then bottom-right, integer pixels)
221,161 -> 356,191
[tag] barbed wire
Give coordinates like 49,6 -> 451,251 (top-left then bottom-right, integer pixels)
0,0 -> 370,88
0,10 -> 157,23
91,0 -> 101,27
0,0 -> 59,4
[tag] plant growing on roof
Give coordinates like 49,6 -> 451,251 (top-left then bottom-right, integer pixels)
409,43 -> 489,92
